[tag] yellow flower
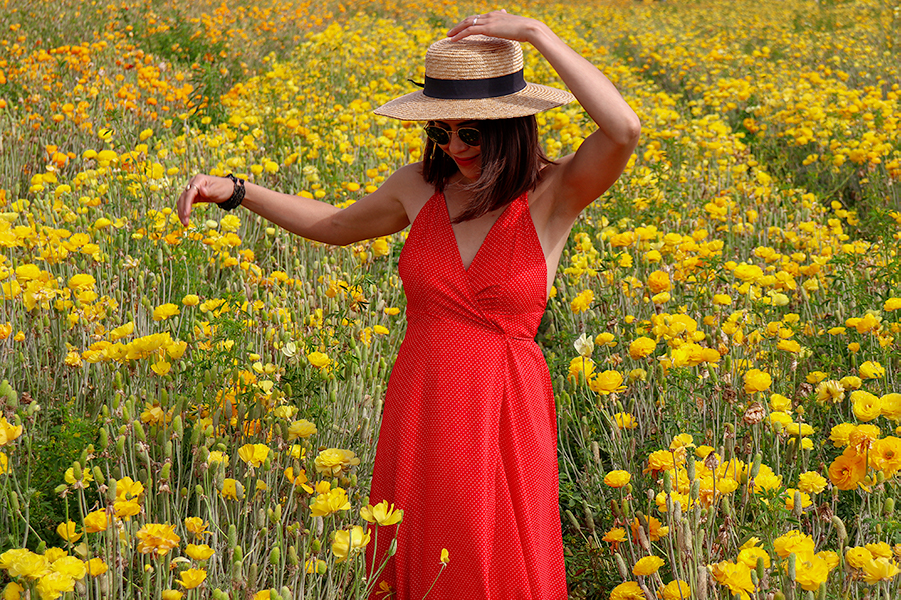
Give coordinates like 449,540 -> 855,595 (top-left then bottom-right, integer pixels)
440,548 -> 449,564
184,517 -> 209,538
55,521 -> 81,543
360,500 -> 403,526
594,332 -> 616,347
3,582 -> 24,600
659,580 -> 691,600
797,471 -> 828,494
152,303 -> 180,321
629,337 -> 656,359
83,509 -> 108,533
613,412 -> 637,429
590,370 -> 625,395
184,544 -> 214,561
647,270 -> 671,293
602,527 -> 626,550
314,448 -> 360,476
220,478 -> 243,501
49,555 -> 86,580
0,417 -> 23,446
287,419 -> 317,440
632,555 -> 664,576
773,530 -> 815,558
331,526 -> 370,562
866,542 -> 893,559
310,487 -> 352,517
860,360 -> 885,379
881,393 -> 901,422
85,558 -> 107,576
828,449 -> 867,491
860,557 -> 900,583
67,274 -> 96,291
869,437 -> 901,477
237,443 -> 269,467
36,572 -> 76,599
846,546 -> 874,568
631,516 -> 668,542
737,546 -> 771,569
176,567 -> 207,589
743,369 -> 772,394
136,523 -> 180,556
794,553 -> 831,591
568,356 -> 595,382
815,380 -> 844,403
570,289 -> 594,314
710,560 -> 755,600
307,351 -> 332,369
851,390 -> 882,422
63,467 -> 93,485
769,393 -> 792,412
608,581 -> 644,600
604,470 -> 631,488
161,591 -> 184,600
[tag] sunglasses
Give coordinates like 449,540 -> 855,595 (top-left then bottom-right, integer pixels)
423,124 -> 481,147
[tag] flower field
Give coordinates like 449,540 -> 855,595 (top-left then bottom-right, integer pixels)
1,0 -> 900,597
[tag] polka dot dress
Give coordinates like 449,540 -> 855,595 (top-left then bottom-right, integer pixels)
367,191 -> 567,600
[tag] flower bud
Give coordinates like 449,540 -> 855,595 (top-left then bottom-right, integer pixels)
614,553 -> 629,580
565,509 -> 581,532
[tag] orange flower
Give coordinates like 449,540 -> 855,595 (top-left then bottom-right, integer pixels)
828,448 -> 867,491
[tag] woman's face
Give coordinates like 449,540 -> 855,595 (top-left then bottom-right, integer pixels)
429,120 -> 482,181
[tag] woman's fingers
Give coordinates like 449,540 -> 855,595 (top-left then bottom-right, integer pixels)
447,11 -> 529,43
177,176 -> 212,227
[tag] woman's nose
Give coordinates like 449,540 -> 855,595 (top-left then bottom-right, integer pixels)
447,131 -> 469,152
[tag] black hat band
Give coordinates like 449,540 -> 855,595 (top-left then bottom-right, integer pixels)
422,69 -> 526,100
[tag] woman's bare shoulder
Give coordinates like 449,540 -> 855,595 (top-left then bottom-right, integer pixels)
386,162 -> 436,221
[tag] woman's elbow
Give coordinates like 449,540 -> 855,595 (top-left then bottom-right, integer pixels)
617,114 -> 642,148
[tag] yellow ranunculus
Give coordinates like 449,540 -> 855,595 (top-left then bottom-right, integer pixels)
237,443 -> 269,468
590,370 -> 625,395
184,544 -> 214,561
287,419 -> 317,440
628,337 -> 656,359
360,500 -> 403,526
176,568 -> 207,589
632,555 -> 665,576
604,470 -> 631,488
331,526 -> 370,562
743,369 -> 772,394
56,521 -> 81,543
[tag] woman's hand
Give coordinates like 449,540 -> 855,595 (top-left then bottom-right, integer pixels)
177,174 -> 233,227
447,10 -> 540,44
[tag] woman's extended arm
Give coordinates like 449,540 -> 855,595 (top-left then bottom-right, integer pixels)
177,165 -> 414,246
448,11 -> 641,217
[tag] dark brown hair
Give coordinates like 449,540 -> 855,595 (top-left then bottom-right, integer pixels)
422,116 -> 554,223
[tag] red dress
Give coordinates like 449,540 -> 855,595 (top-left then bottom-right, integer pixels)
366,190 -> 567,600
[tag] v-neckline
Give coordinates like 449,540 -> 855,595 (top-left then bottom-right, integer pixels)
440,191 -> 521,273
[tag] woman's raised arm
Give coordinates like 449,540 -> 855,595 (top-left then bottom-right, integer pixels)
177,165 -> 415,246
448,11 -> 641,217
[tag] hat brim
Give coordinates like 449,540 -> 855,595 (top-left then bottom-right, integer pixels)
373,83 -> 575,121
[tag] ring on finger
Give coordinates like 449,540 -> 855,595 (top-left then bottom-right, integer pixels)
473,15 -> 479,25
185,184 -> 194,192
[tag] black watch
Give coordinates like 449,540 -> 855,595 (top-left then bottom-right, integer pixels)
219,174 -> 245,211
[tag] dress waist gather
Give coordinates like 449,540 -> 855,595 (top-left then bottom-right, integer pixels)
405,310 -> 538,342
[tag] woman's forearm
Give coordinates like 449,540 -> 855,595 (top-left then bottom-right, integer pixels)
526,21 -> 641,146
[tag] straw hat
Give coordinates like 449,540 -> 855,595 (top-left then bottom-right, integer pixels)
374,35 -> 574,121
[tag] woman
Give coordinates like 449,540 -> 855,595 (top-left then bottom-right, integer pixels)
178,11 -> 639,600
